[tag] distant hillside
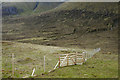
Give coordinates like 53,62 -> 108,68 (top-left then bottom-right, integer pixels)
2,2 -> 62,16
2,2 -> 119,53
53,2 -> 118,14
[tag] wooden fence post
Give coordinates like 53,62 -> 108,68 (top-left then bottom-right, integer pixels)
82,54 -> 85,63
67,54 -> 69,66
44,56 -> 45,72
75,53 -> 77,65
59,56 -> 60,68
86,52 -> 88,59
12,53 -> 14,78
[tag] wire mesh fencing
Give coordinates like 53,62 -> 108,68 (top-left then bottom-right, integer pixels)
2,47 -> 100,78
84,48 -> 101,59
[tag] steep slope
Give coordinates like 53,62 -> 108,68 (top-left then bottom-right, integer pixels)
34,2 -> 63,13
2,2 -> 119,53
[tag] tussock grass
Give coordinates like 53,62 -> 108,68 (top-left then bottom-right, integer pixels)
2,41 -> 118,78
2,41 -> 85,78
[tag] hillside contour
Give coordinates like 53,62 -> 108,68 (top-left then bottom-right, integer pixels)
2,2 -> 119,53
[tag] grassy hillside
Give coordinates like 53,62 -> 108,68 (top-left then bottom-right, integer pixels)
2,2 -> 118,53
2,41 -> 88,78
38,53 -> 118,78
2,2 -> 119,78
53,2 -> 118,14
2,41 -> 118,78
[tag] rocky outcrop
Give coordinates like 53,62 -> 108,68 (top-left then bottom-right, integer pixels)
2,6 -> 23,16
